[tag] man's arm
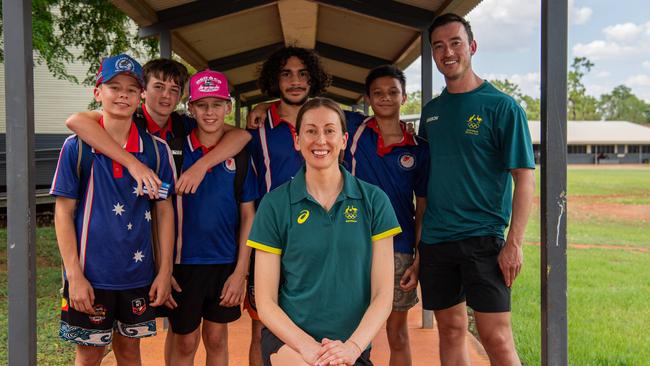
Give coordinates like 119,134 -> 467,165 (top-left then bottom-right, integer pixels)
220,201 -> 255,307
149,198 -> 174,307
65,111 -> 161,198
175,126 -> 252,194
54,197 -> 95,314
498,168 -> 535,287
400,196 -> 427,291
245,102 -> 272,129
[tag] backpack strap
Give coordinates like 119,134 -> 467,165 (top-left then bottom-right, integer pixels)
76,136 -> 94,196
168,112 -> 186,177
133,106 -> 148,131
135,124 -> 161,175
233,149 -> 250,204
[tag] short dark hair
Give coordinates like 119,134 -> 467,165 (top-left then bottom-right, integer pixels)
427,13 -> 474,45
258,47 -> 331,98
364,65 -> 406,96
142,58 -> 190,89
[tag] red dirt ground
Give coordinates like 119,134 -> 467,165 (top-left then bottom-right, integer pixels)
101,302 -> 490,366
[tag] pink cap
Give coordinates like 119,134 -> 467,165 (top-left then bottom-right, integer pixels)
189,70 -> 231,102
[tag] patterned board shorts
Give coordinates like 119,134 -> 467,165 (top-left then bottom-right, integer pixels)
393,252 -> 419,312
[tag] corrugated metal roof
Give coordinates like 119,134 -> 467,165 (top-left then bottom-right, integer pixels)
528,121 -> 650,144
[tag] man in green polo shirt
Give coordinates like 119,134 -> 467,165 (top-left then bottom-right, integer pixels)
418,13 -> 535,366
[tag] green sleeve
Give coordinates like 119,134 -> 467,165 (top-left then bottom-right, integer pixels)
497,100 -> 535,170
369,187 -> 402,242
247,194 -> 284,255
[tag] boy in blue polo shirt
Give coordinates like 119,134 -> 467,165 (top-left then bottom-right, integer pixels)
166,70 -> 258,365
344,65 -> 429,365
51,54 -> 176,365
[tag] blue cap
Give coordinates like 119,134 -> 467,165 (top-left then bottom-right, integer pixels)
95,54 -> 144,88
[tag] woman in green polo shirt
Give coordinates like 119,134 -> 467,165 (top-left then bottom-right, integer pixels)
247,97 -> 401,366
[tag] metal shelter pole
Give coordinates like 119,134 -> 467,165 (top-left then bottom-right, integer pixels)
420,28 -> 434,329
540,1 -> 568,365
3,0 -> 37,364
160,29 -> 172,59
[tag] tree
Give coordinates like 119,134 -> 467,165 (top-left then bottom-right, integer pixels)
400,90 -> 423,115
491,78 -> 540,120
568,57 -> 601,120
0,0 -> 158,85
598,85 -> 650,124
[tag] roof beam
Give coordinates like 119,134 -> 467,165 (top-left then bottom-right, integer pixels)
208,42 -> 285,71
138,0 -> 275,38
331,76 -> 365,94
315,0 -> 435,29
243,94 -> 273,107
234,80 -> 259,95
278,0 -> 318,48
315,42 -> 391,69
110,0 -> 158,26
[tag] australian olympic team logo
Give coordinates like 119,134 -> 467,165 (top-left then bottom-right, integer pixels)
89,304 -> 107,325
398,153 -> 416,170
115,57 -> 134,71
224,158 -> 236,173
197,76 -> 221,92
465,114 -> 483,135
297,209 -> 310,224
344,205 -> 358,223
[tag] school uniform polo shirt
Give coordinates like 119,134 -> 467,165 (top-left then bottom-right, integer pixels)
142,104 -> 174,142
50,121 -> 176,290
175,129 -> 259,264
418,81 -> 535,244
247,166 -> 401,342
247,101 -> 303,195
344,116 -> 430,254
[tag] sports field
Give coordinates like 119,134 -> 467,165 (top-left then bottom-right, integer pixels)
514,166 -> 650,365
1,166 -> 648,365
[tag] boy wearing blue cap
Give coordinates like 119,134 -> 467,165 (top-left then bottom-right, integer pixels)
51,54 -> 176,365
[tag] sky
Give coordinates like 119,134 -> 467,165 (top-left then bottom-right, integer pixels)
404,0 -> 650,102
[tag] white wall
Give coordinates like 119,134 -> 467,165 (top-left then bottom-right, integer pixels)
0,54 -> 92,134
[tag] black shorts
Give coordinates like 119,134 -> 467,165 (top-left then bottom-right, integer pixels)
168,263 -> 242,334
59,282 -> 156,347
261,327 -> 373,366
419,236 -> 511,313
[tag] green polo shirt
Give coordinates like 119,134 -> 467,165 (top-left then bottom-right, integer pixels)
418,81 -> 535,244
247,166 -> 401,342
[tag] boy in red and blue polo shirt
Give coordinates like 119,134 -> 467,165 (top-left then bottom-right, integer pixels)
344,65 -> 429,365
51,54 -> 176,365
166,70 -> 258,365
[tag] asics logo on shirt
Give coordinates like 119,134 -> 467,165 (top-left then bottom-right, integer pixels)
426,116 -> 439,123
297,210 -> 310,224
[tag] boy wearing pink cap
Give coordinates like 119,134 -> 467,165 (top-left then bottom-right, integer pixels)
167,70 -> 259,365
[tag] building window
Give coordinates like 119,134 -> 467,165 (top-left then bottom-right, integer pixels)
593,145 -> 615,154
628,145 -> 640,153
568,145 -> 587,154
642,145 -> 650,154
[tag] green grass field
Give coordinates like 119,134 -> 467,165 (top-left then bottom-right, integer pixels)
515,167 -> 650,365
0,228 -> 76,365
1,167 -> 649,365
